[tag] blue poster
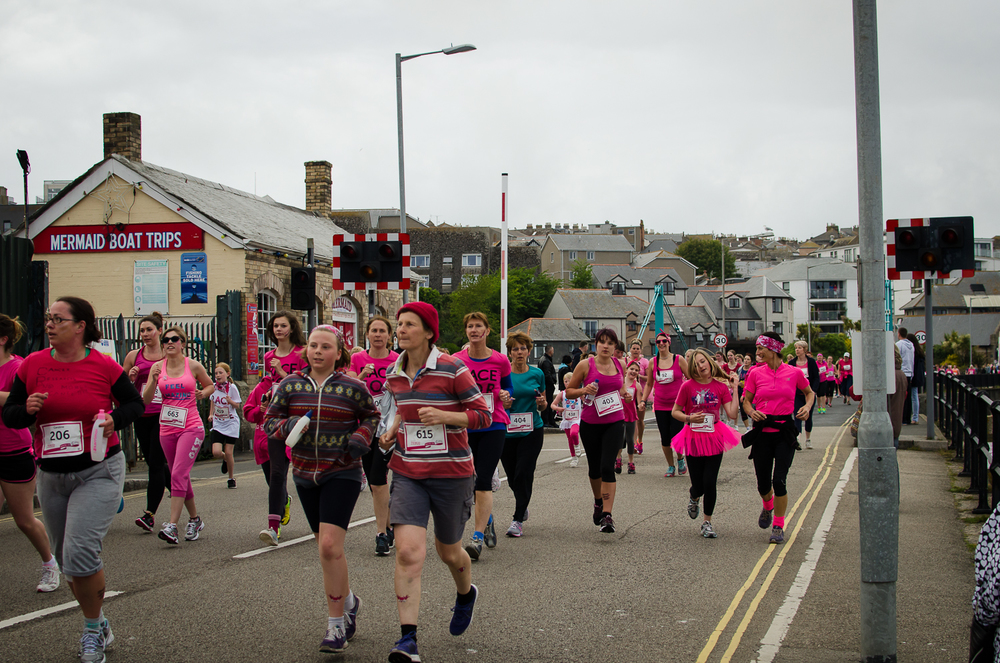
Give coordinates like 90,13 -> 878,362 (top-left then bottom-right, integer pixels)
180,252 -> 208,304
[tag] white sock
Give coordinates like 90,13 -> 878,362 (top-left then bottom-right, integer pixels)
344,592 -> 357,611
328,616 -> 345,631
43,556 -> 57,568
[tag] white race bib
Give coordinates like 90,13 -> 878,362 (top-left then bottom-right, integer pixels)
40,421 -> 84,458
483,393 -> 494,413
800,366 -> 809,379
152,386 -> 163,405
690,413 -> 715,433
160,405 -> 189,429
594,391 -> 623,417
844,364 -> 851,372
213,405 -> 230,420
508,412 -> 533,434
657,370 -> 674,384
403,423 -> 447,454
563,407 -> 580,422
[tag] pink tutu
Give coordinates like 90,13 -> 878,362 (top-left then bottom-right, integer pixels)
671,422 -> 741,457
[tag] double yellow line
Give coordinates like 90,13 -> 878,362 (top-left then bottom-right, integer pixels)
696,421 -> 849,663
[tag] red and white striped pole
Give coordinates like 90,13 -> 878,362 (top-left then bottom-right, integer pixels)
500,173 -> 509,340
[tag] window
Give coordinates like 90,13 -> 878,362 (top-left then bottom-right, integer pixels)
441,277 -> 453,290
728,297 -> 741,309
411,254 -> 430,268
587,251 -> 595,260
664,282 -> 675,295
462,254 -> 482,267
569,251 -> 577,260
725,320 -> 739,337
976,242 -> 992,257
773,322 -> 783,335
976,261 -> 985,271
627,320 -> 637,331
443,256 -> 453,265
782,281 -> 790,293
696,333 -> 704,344
832,251 -> 838,259
747,321 -> 756,331
550,252 -> 554,263
584,320 -> 598,337
628,229 -> 634,235
610,282 -> 626,295
616,229 -> 624,234
772,298 -> 783,313
257,290 -> 278,357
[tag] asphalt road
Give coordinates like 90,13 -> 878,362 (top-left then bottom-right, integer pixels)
0,399 -> 971,662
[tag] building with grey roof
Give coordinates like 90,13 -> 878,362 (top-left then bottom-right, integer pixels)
539,234 -> 635,284
757,257 -> 858,335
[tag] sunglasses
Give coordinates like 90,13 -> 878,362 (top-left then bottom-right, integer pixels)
162,335 -> 183,344
656,339 -> 670,345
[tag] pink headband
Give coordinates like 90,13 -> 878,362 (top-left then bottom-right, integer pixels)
756,335 -> 784,354
312,325 -> 345,343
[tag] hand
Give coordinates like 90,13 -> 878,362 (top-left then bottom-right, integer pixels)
361,364 -> 373,378
379,427 -> 398,450
128,366 -> 140,381
498,390 -> 512,408
417,407 -> 450,426
26,392 -> 47,415
621,388 -> 633,402
584,382 -> 599,396
269,358 -> 281,371
750,409 -> 767,422
93,411 -> 114,438
729,375 -> 738,391
688,412 -> 707,424
796,405 -> 811,420
196,388 -> 209,400
149,361 -> 163,382
535,393 -> 548,409
638,401 -> 646,412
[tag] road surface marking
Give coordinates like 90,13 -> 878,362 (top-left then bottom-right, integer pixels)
233,516 -> 376,559
0,591 -> 123,630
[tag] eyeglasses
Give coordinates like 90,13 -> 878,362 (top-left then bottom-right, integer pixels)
656,339 -> 670,345
162,335 -> 183,344
44,314 -> 75,325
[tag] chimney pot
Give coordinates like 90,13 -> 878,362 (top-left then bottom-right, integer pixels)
103,112 -> 142,162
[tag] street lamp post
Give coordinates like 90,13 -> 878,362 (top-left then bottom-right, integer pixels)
16,150 -> 30,231
396,44 -> 476,305
806,263 -> 814,352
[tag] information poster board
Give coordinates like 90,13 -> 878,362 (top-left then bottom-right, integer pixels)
180,252 -> 208,304
134,260 -> 169,315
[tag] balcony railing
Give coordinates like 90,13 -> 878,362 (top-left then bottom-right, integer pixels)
810,310 -> 845,321
809,288 -> 845,299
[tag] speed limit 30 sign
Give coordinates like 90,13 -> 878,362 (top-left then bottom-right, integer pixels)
713,333 -> 728,348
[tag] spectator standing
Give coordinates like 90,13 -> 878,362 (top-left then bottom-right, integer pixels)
538,345 -> 557,427
907,332 -> 925,425
896,327 -> 915,423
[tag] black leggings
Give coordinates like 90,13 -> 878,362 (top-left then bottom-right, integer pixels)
751,433 -> 796,497
261,460 -> 271,486
622,421 -> 636,455
469,428 -> 506,492
793,393 -> 814,434
360,443 -> 389,487
267,437 -> 290,517
687,454 -> 723,516
500,428 -> 544,522
580,420 -> 625,483
296,476 -> 361,532
135,415 -> 170,514
654,410 -> 684,449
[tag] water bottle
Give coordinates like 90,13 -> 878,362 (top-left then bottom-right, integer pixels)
90,409 -> 108,462
582,379 -> 600,407
285,410 -> 313,448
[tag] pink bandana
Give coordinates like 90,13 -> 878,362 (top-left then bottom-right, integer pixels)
756,335 -> 784,354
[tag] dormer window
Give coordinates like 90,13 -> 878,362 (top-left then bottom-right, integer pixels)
728,297 -> 741,309
610,282 -> 626,295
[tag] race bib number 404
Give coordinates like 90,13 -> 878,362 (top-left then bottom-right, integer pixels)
403,423 -> 447,455
507,412 -> 533,434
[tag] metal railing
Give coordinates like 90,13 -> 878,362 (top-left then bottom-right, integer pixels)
96,315 -> 219,373
809,287 -> 846,299
934,370 -> 1000,513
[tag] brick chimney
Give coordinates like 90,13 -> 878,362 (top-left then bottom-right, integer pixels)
103,112 -> 141,162
304,161 -> 332,213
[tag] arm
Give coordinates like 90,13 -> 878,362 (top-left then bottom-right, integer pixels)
641,360 -> 655,403
378,413 -> 402,450
796,385 -> 815,420
722,377 -> 739,420
122,349 -> 139,381
743,388 -> 766,421
193,362 -> 216,400
678,356 -> 690,380
417,366 -> 492,430
346,383 -> 380,459
106,372 -> 145,435
242,387 -> 265,425
564,361 -> 597,400
551,391 -> 565,412
1,375 -> 38,429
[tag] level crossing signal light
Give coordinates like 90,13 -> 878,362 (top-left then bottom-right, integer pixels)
886,216 -> 975,280
290,267 -> 316,310
333,234 -> 410,290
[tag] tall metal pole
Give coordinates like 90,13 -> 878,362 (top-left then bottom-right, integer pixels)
807,265 -> 812,351
925,280 -> 934,439
500,174 -> 509,340
306,238 -> 316,333
853,1 -> 898,660
395,52 -> 409,305
720,235 -> 725,342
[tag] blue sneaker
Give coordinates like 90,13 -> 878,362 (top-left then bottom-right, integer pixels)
483,515 -> 497,549
319,624 -> 346,653
449,584 -> 478,636
464,532 -> 484,561
345,594 -> 361,641
388,632 -> 420,662
677,457 -> 687,476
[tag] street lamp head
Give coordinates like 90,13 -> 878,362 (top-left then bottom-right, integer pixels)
443,44 -> 476,55
16,149 -> 29,174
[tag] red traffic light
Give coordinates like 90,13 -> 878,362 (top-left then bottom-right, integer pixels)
342,244 -> 360,260
941,228 -> 960,245
378,243 -> 397,259
898,229 -> 917,247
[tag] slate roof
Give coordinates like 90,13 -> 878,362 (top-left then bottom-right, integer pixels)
896,313 -> 1000,347
900,272 -> 1000,311
508,318 -> 590,341
643,238 -> 679,254
693,289 -> 761,321
744,275 -> 795,300
550,289 -> 632,318
548,234 -> 635,252
756,257 -> 858,282
669,305 -> 721,333
590,264 -> 689,289
632,250 -> 691,268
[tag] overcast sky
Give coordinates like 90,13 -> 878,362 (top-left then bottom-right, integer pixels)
3,1 -> 998,242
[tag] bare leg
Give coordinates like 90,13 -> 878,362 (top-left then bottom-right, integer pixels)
224,444 -> 235,480
602,482 -> 617,513
316,524 -> 349,618
774,494 -> 788,519
67,571 -> 106,619
1,479 -> 53,561
372,484 -> 390,534
434,538 -> 472,595
393,525 -> 427,625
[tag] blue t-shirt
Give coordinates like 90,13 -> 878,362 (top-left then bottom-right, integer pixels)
507,366 -> 545,437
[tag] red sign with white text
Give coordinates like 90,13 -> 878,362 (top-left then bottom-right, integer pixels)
247,303 -> 259,377
33,222 -> 204,254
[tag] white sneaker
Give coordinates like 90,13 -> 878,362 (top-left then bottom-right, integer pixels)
491,467 -> 501,492
570,456 -> 580,468
805,439 -> 813,449
37,560 -> 60,592
185,517 -> 204,541
360,470 -> 369,493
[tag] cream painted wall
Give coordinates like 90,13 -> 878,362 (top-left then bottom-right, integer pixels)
38,177 -> 245,317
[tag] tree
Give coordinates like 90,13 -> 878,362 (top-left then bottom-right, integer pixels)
840,316 -> 862,332
933,330 -> 986,368
676,238 -> 737,282
569,259 -> 596,289
508,268 -> 561,327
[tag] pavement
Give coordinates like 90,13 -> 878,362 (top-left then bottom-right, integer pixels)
0,401 -> 978,662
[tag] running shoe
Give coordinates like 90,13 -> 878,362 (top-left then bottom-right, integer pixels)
758,508 -> 773,530
484,516 -> 497,549
388,632 -> 420,662
796,441 -> 803,451
570,456 -> 580,468
260,528 -> 279,547
627,462 -> 635,475
185,516 -> 204,541
319,624 -> 347,653
37,561 -> 60,593
769,526 -> 785,544
677,457 -> 687,476
524,508 -> 529,522
79,622 -> 113,663
635,442 -> 643,455
599,513 -> 616,534
345,594 -> 361,640
615,457 -> 622,474
806,439 -> 813,450
117,497 -> 124,514
281,495 -> 292,527
449,584 -> 478,636
227,478 -> 236,489
687,497 -> 700,520
375,533 -> 392,556
221,460 -> 227,474
593,502 -> 603,526
386,526 -> 395,548
491,467 -> 501,492
464,533 -> 483,561
702,521 -> 718,538
135,511 -> 155,532
158,522 -> 179,545
360,470 -> 368,493
665,466 -> 676,478
506,521 -> 523,538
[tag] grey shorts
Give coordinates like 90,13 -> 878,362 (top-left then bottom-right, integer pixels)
389,474 -> 474,546
37,453 -> 125,578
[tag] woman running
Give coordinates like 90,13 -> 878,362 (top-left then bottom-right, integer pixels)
378,302 -> 491,662
640,331 -> 690,478
551,389 -> 582,467
815,353 -> 830,413
265,325 -> 379,653
837,353 -> 853,404
500,331 -> 547,538
742,332 -> 815,545
737,355 -> 752,430
453,312 -> 511,557
121,311 -> 170,533
260,311 -> 308,543
787,341 -> 819,450
671,349 -> 741,538
144,326 -> 214,545
565,327 -> 629,534
244,376 -> 278,486
0,313 -> 58,592
348,315 -> 399,556
616,360 -> 642,475
2,297 -> 144,663
627,341 -> 649,455
209,362 -> 241,488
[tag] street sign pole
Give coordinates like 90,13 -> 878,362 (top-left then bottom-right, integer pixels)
925,281 -> 934,440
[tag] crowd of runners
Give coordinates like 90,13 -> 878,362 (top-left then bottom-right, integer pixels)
0,297 -> 845,663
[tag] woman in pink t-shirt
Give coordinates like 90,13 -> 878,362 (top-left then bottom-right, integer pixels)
743,332 -> 815,545
627,341 -> 649,455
